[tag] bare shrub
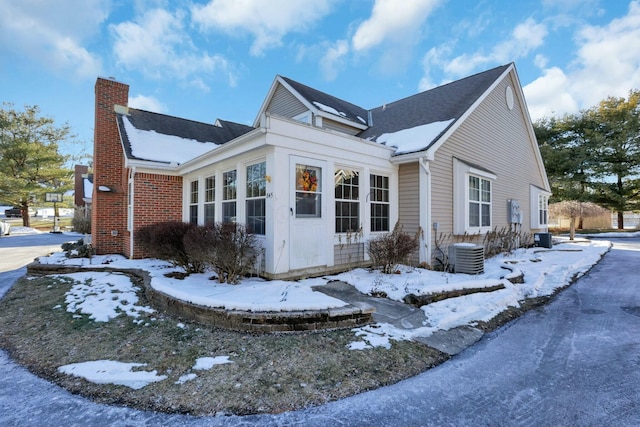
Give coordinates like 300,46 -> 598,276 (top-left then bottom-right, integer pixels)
72,206 -> 91,234
136,221 -> 204,274
184,222 -> 258,284
367,222 -> 418,274
211,222 -> 258,284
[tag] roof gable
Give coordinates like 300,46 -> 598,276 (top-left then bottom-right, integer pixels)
358,64 -> 511,155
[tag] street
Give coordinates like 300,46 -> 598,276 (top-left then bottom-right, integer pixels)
0,235 -> 638,426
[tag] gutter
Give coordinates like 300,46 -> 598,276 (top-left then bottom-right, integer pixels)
419,157 -> 432,265
128,166 -> 136,259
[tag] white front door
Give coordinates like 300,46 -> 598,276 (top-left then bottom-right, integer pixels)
290,157 -> 327,270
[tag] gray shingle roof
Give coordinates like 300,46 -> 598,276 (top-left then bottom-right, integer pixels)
280,76 -> 369,126
117,108 -> 255,162
358,64 -> 511,154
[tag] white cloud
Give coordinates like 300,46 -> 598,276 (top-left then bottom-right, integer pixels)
0,0 -> 107,78
351,0 -> 441,52
128,94 -> 167,113
524,1 -> 640,120
191,0 -> 335,56
110,8 -> 236,89
523,67 -> 578,120
320,40 -> 349,81
569,0 -> 640,107
443,18 -> 548,77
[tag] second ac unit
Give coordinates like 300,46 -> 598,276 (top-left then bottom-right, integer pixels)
448,243 -> 485,275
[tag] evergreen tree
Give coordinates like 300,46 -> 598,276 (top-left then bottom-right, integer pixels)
585,90 -> 640,229
0,103 -> 74,227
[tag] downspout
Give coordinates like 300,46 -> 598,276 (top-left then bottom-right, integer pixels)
128,166 -> 136,259
419,157 -> 432,266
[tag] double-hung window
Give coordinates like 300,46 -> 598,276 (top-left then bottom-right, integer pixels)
189,180 -> 198,224
468,175 -> 491,229
204,175 -> 215,225
530,185 -> 551,229
335,169 -> 359,233
454,158 -> 496,234
370,174 -> 389,232
222,170 -> 237,223
246,161 -> 266,235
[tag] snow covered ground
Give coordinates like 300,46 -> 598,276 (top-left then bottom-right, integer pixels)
31,235 -> 615,389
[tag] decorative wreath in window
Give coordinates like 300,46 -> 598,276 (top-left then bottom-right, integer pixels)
297,168 -> 318,192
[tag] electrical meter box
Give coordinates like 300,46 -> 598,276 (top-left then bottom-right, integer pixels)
507,199 -> 521,224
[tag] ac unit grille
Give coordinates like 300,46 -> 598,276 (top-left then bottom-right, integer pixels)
448,244 -> 485,274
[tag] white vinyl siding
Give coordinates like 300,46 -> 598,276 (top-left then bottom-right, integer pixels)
267,84 -> 308,118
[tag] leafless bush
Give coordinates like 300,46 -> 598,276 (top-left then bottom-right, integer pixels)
367,223 -> 418,274
185,222 -> 258,284
72,206 -> 91,234
137,221 -> 204,274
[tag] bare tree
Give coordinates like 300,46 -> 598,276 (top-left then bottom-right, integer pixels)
549,201 -> 609,240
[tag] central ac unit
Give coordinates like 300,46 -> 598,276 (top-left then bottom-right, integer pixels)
448,243 -> 485,274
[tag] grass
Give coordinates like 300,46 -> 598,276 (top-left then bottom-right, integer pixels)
0,273 -> 448,416
4,216 -> 73,231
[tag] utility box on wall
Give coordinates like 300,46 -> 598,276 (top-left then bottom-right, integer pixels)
507,199 -> 521,224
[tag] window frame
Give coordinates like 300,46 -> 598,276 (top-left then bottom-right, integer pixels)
204,175 -> 215,225
189,179 -> 199,224
530,185 -> 552,229
246,161 -> 266,235
453,158 -> 496,234
370,174 -> 390,232
295,164 -> 322,218
334,168 -> 360,233
222,169 -> 237,223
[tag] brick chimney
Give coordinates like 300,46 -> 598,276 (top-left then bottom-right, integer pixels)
92,77 -> 129,255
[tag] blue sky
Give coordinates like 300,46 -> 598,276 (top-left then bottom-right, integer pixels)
1,0 -> 639,161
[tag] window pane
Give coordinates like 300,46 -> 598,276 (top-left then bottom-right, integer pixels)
481,179 -> 491,202
223,170 -> 237,200
189,205 -> 198,224
190,180 -> 198,204
335,201 -> 358,233
296,165 -> 320,192
296,193 -> 321,217
205,176 -> 215,202
246,199 -> 265,235
481,204 -> 491,227
469,202 -> 480,227
222,202 -> 236,223
469,176 -> 479,201
246,162 -> 266,198
204,203 -> 215,225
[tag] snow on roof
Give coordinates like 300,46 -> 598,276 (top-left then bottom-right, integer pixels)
312,101 -> 346,117
122,116 -> 219,164
375,119 -> 454,154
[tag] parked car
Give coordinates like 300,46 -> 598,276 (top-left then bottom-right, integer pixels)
4,207 -> 35,218
0,220 -> 10,235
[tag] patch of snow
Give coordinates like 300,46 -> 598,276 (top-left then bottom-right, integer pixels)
122,116 -> 218,165
175,373 -> 197,384
61,272 -> 155,322
193,356 -> 234,370
312,101 -> 346,117
58,360 -> 167,390
375,119 -> 454,154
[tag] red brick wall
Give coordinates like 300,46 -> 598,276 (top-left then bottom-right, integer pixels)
126,172 -> 183,258
92,78 -> 129,255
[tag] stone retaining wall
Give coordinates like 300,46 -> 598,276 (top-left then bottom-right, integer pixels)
27,262 -> 374,333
